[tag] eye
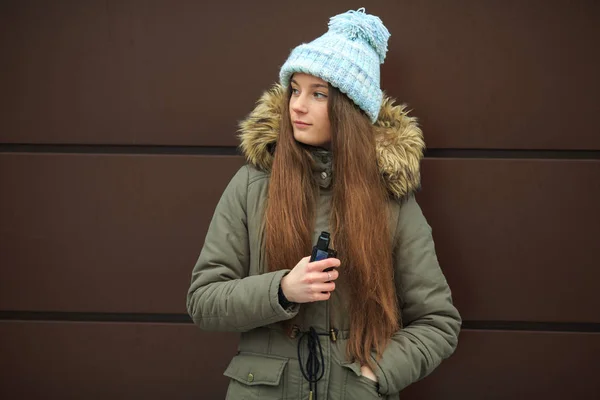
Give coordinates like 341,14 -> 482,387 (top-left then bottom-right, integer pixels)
291,88 -> 300,95
314,92 -> 328,99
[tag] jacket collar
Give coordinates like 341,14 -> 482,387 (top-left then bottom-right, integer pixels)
308,146 -> 333,189
237,84 -> 424,198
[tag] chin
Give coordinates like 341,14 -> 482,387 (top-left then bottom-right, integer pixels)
293,131 -> 327,148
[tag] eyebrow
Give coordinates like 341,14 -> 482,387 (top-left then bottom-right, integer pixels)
291,79 -> 329,90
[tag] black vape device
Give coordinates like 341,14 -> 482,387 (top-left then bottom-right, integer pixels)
310,231 -> 337,268
310,231 -> 339,342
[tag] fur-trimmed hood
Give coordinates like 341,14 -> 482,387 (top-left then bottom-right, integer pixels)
238,85 -> 425,199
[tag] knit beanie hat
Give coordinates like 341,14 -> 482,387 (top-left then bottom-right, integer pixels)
279,8 -> 390,123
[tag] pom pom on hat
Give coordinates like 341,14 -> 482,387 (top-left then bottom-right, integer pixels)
279,8 -> 391,123
328,8 -> 390,63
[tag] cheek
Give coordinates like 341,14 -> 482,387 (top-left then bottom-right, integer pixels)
320,109 -> 331,136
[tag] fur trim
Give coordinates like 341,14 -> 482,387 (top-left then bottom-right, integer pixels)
238,84 -> 425,199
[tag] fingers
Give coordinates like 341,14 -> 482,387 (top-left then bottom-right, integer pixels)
297,256 -> 311,267
306,283 -> 335,301
321,269 -> 339,282
308,257 -> 341,272
302,270 -> 339,285
289,256 -> 340,303
297,283 -> 334,302
309,290 -> 332,302
314,282 -> 336,292
300,279 -> 336,295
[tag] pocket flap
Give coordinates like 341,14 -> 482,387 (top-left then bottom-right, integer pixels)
340,360 -> 361,376
224,352 -> 288,386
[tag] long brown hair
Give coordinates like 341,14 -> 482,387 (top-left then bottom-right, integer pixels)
265,84 -> 399,368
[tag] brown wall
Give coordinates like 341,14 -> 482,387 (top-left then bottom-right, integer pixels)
1,1 -> 599,399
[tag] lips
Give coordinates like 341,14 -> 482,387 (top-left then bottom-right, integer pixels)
293,120 -> 311,126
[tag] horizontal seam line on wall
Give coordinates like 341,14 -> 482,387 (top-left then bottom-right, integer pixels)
424,149 -> 600,159
462,320 -> 600,333
1,312 -> 600,332
0,144 -> 599,159
0,144 -> 241,156
0,311 -> 193,324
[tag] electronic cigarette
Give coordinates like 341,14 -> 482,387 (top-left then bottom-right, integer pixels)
310,231 -> 337,264
310,231 -> 339,342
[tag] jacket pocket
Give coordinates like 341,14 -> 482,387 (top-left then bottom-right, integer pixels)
357,375 -> 380,389
224,352 -> 288,399
339,361 -> 383,399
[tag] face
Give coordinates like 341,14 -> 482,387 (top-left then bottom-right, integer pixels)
289,73 -> 332,148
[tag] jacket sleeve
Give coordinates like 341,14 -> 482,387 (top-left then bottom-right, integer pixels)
186,165 -> 299,332
373,195 -> 462,395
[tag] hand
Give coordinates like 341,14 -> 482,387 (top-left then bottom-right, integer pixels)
280,256 -> 340,303
360,365 -> 378,382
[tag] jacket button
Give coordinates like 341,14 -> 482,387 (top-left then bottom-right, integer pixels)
321,171 -> 327,179
247,373 -> 254,383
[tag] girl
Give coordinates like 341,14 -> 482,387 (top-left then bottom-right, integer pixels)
187,8 -> 461,400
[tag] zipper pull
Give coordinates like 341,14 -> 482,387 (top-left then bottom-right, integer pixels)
329,328 -> 338,342
309,390 -> 314,400
289,324 -> 300,339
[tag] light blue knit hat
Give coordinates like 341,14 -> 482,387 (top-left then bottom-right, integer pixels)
279,8 -> 390,123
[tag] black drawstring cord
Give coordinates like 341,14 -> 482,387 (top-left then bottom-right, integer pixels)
297,327 -> 327,400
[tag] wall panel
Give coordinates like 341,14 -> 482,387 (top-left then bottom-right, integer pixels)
1,0 -> 598,149
0,153 -> 244,313
402,329 -> 600,399
418,158 -> 600,322
0,321 -> 238,399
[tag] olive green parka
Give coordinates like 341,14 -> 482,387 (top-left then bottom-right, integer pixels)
187,85 -> 461,399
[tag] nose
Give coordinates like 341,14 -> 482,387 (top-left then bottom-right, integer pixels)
290,93 -> 308,114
